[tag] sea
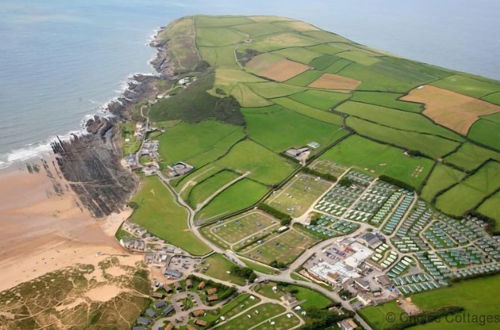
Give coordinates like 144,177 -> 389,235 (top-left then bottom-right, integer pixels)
1,0 -> 499,168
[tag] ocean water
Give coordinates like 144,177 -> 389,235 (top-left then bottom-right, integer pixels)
1,0 -> 499,166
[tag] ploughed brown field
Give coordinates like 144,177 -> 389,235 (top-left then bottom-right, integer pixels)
246,53 -> 310,82
402,85 -> 500,135
308,73 -> 361,91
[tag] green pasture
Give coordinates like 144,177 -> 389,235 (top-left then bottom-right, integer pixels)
468,118 -> 500,151
202,254 -> 247,285
188,170 -> 240,208
320,135 -> 434,189
230,83 -> 273,107
444,142 -> 500,171
477,192 -> 500,230
421,164 -> 466,202
284,70 -> 323,86
346,117 -> 460,159
199,46 -> 239,68
273,97 -> 344,125
196,27 -> 247,47
289,89 -> 350,110
351,91 -> 423,112
195,15 -> 253,27
272,47 -> 322,63
432,74 -> 499,98
247,81 -> 305,99
482,91 -> 500,105
242,104 -> 346,152
129,176 -> 210,255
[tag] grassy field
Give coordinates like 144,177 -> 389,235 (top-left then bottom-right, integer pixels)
320,135 -> 434,189
436,161 -> 500,216
284,70 -> 323,86
346,117 -> 460,159
266,173 -> 332,217
216,303 -> 286,330
272,97 -> 344,125
196,27 -> 247,47
468,118 -> 500,151
208,211 -> 279,246
444,142 -> 500,171
201,254 -> 247,285
230,83 -> 273,107
432,74 -> 499,98
242,105 -> 347,152
241,229 -> 318,265
195,178 -> 269,223
351,91 -> 423,112
272,47 -> 322,63
482,91 -> 500,105
156,120 -> 244,168
199,45 -> 239,68
214,139 -> 297,185
129,176 -> 211,255
253,313 -> 301,330
289,89 -> 350,110
247,81 -> 305,98
359,300 -> 408,330
336,101 -> 463,141
120,122 -> 142,155
187,170 -> 240,208
421,164 -> 466,202
477,191 -> 500,230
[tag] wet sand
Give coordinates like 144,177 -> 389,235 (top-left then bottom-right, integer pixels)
0,157 -> 132,291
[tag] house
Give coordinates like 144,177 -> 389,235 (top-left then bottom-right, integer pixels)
164,285 -> 173,293
307,141 -> 320,149
120,238 -> 146,251
151,292 -> 164,299
164,269 -> 182,279
167,162 -> 194,177
163,305 -> 174,316
337,318 -> 358,330
354,278 -> 370,291
207,294 -> 219,302
154,300 -> 166,309
136,317 -> 151,326
195,319 -> 208,327
206,287 -> 218,295
360,232 -> 381,248
192,309 -> 205,317
198,281 -> 206,290
145,308 -> 157,318
285,147 -> 310,158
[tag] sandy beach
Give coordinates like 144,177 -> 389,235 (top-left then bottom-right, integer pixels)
0,156 -> 133,291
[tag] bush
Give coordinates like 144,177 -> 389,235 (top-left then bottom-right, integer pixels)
338,177 -> 354,187
127,201 -> 139,210
379,175 -> 414,191
270,260 -> 287,269
230,266 -> 257,283
258,203 -> 292,223
302,167 -> 337,182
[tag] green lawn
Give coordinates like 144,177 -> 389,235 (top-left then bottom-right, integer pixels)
156,120 -> 244,168
195,178 -> 269,223
346,117 -> 460,159
320,135 -> 434,189
468,118 -> 500,151
202,254 -> 247,285
436,161 -> 500,216
242,104 -> 347,152
444,142 -> 500,171
289,89 -> 350,110
188,170 -> 240,208
272,97 -> 344,125
351,91 -> 423,112
359,300 -> 408,330
129,176 -> 211,255
421,164 -> 466,202
214,139 -> 297,185
336,101 -> 463,141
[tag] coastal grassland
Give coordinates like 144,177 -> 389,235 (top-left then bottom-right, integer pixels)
247,32 -> 320,52
307,43 -> 346,55
214,139 -> 297,185
272,97 -> 343,125
156,120 -> 244,168
482,91 -> 500,105
309,54 -> 341,70
320,135 -> 434,189
241,229 -> 319,265
247,81 -> 305,98
409,275 -> 500,330
420,164 -> 466,202
444,142 -> 500,171
336,101 -> 463,141
156,17 -> 200,73
194,178 -> 269,223
324,58 -> 353,73
432,74 -> 500,98
272,47 -> 322,64
351,91 -> 423,112
436,161 -> 500,216
195,15 -> 253,27
187,170 -> 240,208
266,173 -> 332,217
233,22 -> 288,37
199,46 -> 239,68
289,89 -> 350,110
468,118 -> 500,151
201,253 -> 247,285
273,20 -> 318,31
303,30 -> 351,42
216,303 -> 286,330
196,27 -> 247,47
120,122 -> 141,155
130,176 -> 210,255
230,83 -> 273,107
477,191 -> 500,230
242,105 -> 348,152
205,211 -> 279,246
149,71 -> 244,125
337,50 -> 380,65
346,117 -> 460,159
0,261 -> 151,329
284,70 -> 323,86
